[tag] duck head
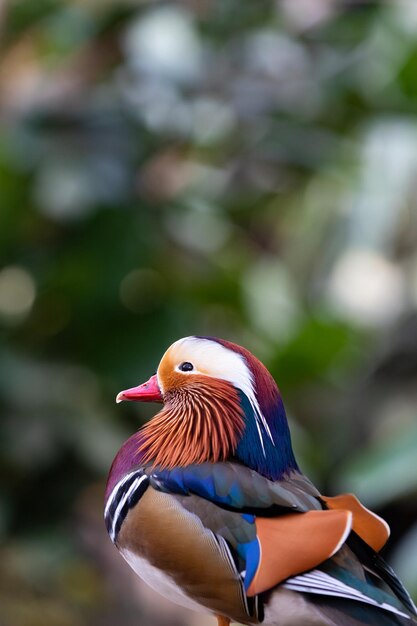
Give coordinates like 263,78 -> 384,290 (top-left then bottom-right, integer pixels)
117,336 -> 298,480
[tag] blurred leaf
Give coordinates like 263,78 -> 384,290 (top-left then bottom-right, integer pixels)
335,424 -> 417,507
270,317 -> 357,391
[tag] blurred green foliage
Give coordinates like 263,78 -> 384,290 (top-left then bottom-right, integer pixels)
1,1 -> 417,624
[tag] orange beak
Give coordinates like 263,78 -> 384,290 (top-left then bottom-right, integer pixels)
116,374 -> 163,404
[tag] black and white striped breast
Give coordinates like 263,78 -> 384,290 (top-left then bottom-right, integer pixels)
104,469 -> 149,543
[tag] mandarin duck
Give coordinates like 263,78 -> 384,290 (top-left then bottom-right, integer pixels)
105,336 -> 417,626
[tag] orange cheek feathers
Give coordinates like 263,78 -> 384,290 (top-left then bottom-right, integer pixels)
138,376 -> 245,469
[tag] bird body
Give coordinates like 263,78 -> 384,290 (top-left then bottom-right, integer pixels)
105,336 -> 417,626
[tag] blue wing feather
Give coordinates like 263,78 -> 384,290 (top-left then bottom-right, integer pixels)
149,461 -> 319,513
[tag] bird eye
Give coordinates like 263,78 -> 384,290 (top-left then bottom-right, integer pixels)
178,362 -> 194,372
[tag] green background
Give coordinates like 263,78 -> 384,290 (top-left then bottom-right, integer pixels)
1,1 -> 417,624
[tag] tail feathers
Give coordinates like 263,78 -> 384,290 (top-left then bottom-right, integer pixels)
309,595 -> 417,626
283,568 -> 412,621
347,532 -> 417,617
